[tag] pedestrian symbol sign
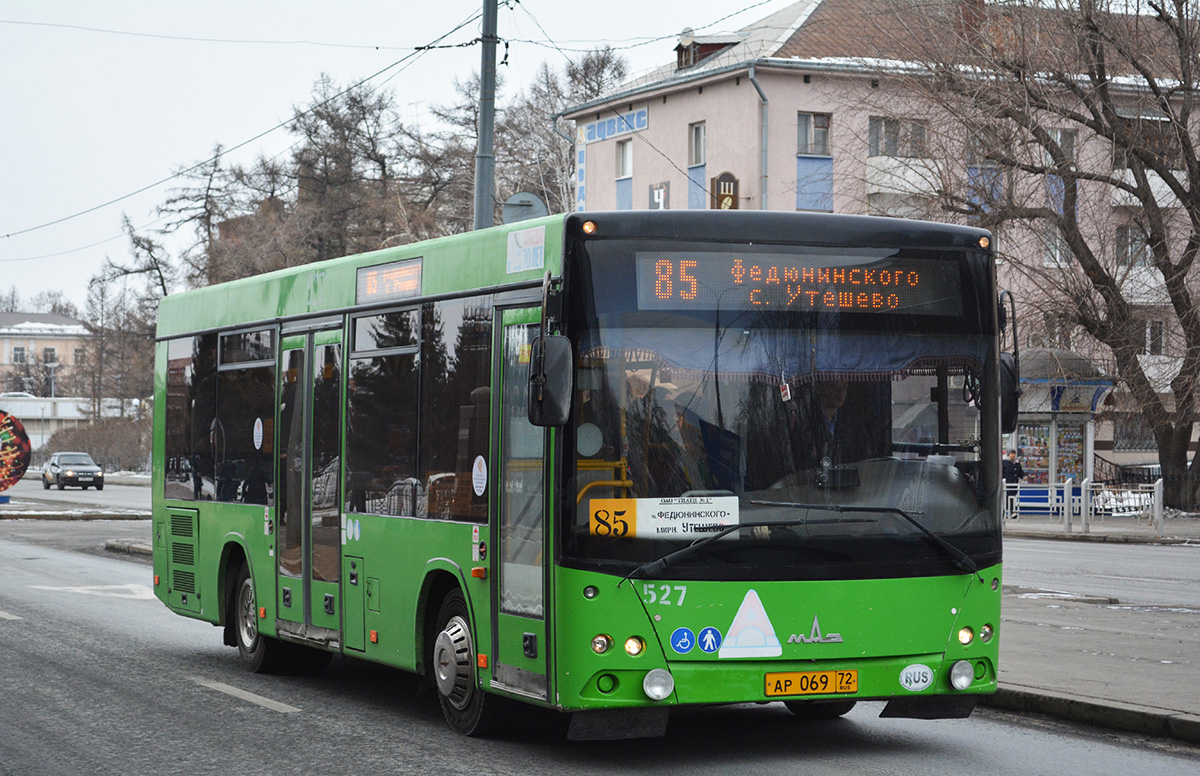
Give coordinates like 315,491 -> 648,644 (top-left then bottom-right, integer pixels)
670,627 -> 695,654
698,626 -> 723,653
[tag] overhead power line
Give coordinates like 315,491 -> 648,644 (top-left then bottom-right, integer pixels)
0,10 -> 482,246
0,18 -> 415,51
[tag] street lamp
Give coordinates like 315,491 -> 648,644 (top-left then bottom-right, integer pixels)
46,361 -> 59,399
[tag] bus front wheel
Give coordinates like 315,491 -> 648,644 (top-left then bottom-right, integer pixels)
233,562 -> 288,674
433,589 -> 503,736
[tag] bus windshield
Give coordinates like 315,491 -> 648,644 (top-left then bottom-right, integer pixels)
563,238 -> 1002,581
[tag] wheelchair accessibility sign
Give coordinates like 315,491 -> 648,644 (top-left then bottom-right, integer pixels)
670,627 -> 695,654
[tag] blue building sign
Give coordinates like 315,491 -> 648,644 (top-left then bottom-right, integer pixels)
578,107 -> 649,144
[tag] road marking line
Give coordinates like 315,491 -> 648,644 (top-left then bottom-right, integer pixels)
28,584 -> 157,600
0,610 -> 22,620
192,678 -> 301,713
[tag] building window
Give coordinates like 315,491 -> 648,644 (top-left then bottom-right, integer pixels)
1046,129 -> 1077,168
74,348 -> 86,365
1044,226 -> 1070,268
1145,319 -> 1164,355
42,347 -> 57,364
967,128 -> 1001,168
616,139 -> 633,179
1114,114 -> 1182,169
966,127 -> 1004,216
1114,411 -> 1156,451
797,112 -> 831,156
1041,313 -> 1072,349
11,346 -> 25,364
1116,224 -> 1151,267
868,117 -> 926,158
689,122 -> 706,167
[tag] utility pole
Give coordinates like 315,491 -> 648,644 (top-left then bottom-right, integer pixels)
473,0 -> 499,231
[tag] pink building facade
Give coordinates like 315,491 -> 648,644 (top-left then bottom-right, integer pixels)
563,0 -> 1196,473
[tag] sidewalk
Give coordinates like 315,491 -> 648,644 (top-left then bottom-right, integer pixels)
985,512 -> 1200,744
1003,508 -> 1200,545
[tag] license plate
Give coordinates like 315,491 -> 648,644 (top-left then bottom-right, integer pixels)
765,670 -> 858,697
78,476 -> 93,482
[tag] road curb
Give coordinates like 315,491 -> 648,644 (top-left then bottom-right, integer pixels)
1003,529 -> 1200,546
0,512 -> 151,520
104,539 -> 153,556
982,686 -> 1200,745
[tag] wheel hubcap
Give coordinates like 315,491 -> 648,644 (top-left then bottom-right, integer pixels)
238,578 -> 258,649
434,615 -> 474,710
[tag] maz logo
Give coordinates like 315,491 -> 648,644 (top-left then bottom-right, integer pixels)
787,615 -> 844,644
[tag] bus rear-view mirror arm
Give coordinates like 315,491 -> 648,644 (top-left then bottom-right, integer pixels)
998,290 -> 1021,434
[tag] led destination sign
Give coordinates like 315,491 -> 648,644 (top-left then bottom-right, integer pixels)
635,252 -> 963,316
356,258 -> 422,305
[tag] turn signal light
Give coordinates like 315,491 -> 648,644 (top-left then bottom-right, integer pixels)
259,607 -> 266,619
582,220 -> 598,235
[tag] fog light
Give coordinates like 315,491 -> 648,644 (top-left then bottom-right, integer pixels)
591,634 -> 613,654
624,636 -> 646,656
643,668 -> 674,700
980,624 -> 994,643
950,660 -> 974,690
958,627 -> 974,645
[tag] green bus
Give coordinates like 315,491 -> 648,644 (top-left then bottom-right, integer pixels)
152,210 -> 1014,739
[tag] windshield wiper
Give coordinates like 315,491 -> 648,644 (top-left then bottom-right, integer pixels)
750,500 -> 982,581
620,517 -> 869,582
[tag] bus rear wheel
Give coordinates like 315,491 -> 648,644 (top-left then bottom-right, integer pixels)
433,589 -> 503,736
233,562 -> 289,674
784,700 -> 857,720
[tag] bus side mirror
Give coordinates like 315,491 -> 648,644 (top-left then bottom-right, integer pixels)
1000,351 -> 1020,434
528,335 -> 573,427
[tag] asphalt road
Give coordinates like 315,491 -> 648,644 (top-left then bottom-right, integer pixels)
2,522 -> 1199,774
3,477 -> 149,515
1003,537 -> 1200,607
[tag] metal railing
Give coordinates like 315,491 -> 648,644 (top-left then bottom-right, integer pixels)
1004,477 -> 1164,536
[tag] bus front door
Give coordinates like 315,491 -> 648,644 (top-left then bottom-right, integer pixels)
491,311 -> 549,701
276,326 -> 343,649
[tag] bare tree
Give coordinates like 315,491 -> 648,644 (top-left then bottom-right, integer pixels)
858,0 -> 1200,506
0,286 -> 19,313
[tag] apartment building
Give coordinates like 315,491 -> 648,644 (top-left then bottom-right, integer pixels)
0,312 -> 90,397
562,0 -> 1196,474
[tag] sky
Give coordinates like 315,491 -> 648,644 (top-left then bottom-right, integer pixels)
0,0 -> 793,315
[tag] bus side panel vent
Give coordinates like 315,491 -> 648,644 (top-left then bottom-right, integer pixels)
166,508 -> 201,614
170,513 -> 195,538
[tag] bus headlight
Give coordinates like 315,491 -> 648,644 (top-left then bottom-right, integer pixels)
980,624 -> 994,643
591,634 -> 613,654
624,636 -> 646,656
950,660 -> 974,690
958,627 -> 974,645
643,668 -> 675,701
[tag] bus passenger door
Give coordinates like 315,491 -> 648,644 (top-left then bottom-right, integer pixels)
491,310 -> 549,700
276,326 -> 343,648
